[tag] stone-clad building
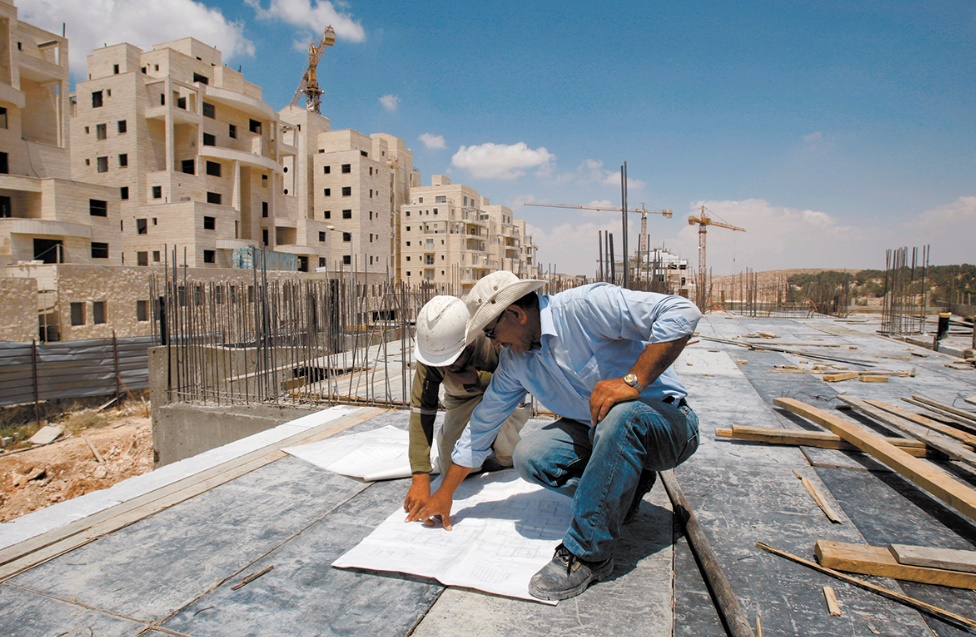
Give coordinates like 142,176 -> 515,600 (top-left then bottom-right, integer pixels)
0,0 -> 541,341
400,175 -> 540,292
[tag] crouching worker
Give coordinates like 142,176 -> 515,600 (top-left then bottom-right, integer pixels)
403,295 -> 528,520
409,273 -> 701,601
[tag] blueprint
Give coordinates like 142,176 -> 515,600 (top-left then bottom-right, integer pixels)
284,425 -> 439,481
332,470 -> 574,604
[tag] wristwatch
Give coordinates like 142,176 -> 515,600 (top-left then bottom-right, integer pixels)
623,373 -> 645,393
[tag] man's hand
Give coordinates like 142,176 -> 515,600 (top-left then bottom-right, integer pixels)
589,378 -> 639,426
404,462 -> 471,531
403,473 -> 431,520
405,487 -> 456,530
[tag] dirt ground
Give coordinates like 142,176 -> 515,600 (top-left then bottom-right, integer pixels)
0,406 -> 153,523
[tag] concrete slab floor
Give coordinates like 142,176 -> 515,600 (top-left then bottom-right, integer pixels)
1,313 -> 975,636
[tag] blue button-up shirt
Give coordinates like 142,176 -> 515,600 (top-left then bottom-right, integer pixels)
452,283 -> 702,468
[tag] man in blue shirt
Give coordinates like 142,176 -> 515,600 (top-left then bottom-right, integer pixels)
407,271 -> 702,601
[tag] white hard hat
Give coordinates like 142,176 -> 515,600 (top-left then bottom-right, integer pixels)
415,295 -> 470,367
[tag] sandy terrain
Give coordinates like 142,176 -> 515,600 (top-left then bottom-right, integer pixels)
0,407 -> 153,523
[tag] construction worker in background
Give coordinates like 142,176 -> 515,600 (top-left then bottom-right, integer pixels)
403,295 -> 528,520
408,272 -> 701,601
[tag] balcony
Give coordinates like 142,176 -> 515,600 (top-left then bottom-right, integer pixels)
17,51 -> 66,84
202,85 -> 276,121
198,145 -> 280,173
2,218 -> 92,239
0,83 -> 25,109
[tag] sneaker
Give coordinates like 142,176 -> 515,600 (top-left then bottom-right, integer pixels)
624,469 -> 657,524
528,543 -> 613,601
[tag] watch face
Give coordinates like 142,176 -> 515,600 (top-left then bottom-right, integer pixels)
624,373 -> 637,386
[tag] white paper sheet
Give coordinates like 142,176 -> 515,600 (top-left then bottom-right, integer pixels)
332,470 -> 573,604
283,425 -> 439,481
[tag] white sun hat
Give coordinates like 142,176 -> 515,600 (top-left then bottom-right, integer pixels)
464,271 -> 546,343
414,295 -> 470,367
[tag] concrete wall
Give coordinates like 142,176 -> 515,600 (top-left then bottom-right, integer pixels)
152,401 -> 318,466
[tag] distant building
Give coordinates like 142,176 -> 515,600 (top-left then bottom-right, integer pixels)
400,175 -> 539,291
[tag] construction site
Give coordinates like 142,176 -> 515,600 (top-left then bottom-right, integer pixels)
2,1 -> 976,635
1,251 -> 976,635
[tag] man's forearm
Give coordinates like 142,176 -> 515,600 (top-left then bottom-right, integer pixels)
436,462 -> 473,496
630,335 -> 691,389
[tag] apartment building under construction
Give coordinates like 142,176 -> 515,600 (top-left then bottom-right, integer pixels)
0,0 -> 540,343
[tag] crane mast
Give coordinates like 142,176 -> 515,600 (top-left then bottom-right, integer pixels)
687,205 -> 746,311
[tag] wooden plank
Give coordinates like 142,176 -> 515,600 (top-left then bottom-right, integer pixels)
773,398 -> 976,523
82,435 -> 106,465
889,544 -> 976,575
866,400 -> 976,447
822,372 -> 858,382
716,425 -> 928,457
838,396 -> 976,471
858,375 -> 888,383
0,407 -> 386,581
757,542 -> 976,630
792,469 -> 843,523
815,540 -> 976,590
912,395 -> 976,424
823,586 -> 841,616
901,398 -> 976,435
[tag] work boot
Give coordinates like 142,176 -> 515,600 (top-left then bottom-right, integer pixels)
624,469 -> 657,524
528,543 -> 613,601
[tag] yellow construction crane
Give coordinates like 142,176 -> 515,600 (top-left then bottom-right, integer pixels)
525,202 -> 672,285
687,204 -> 746,310
290,26 -> 336,114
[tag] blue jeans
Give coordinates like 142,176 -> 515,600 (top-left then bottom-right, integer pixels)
513,400 -> 699,562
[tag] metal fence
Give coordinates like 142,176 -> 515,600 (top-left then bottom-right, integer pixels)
0,336 -> 155,409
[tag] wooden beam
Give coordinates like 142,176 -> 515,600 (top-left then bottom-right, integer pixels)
773,398 -> 976,523
757,542 -> 976,630
838,396 -> 976,471
816,540 -> 976,590
901,398 -> 976,435
889,544 -> 976,575
866,400 -> 976,447
858,375 -> 888,383
822,371 -> 858,382
716,425 -> 928,457
911,395 -> 976,425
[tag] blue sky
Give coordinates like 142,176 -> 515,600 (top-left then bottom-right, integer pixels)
21,0 -> 976,276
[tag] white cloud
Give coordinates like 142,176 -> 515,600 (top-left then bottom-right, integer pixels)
803,131 -> 824,145
379,94 -> 399,111
903,196 -> 976,264
419,133 -> 446,150
245,0 -> 366,42
451,142 -> 555,180
671,199 -> 884,275
525,195 -> 976,277
20,0 -> 256,80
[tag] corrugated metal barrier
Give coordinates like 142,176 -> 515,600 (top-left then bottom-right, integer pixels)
0,336 -> 155,408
